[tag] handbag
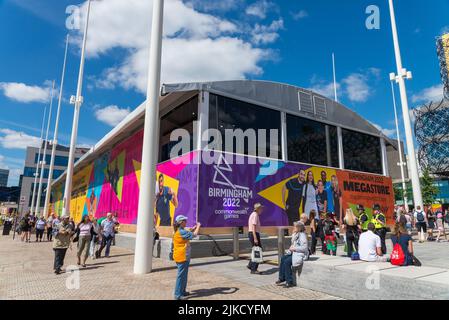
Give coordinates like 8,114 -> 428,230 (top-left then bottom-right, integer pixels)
251,246 -> 264,264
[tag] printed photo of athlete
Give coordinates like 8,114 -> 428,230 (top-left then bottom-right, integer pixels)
155,174 -> 179,226
282,169 -> 306,225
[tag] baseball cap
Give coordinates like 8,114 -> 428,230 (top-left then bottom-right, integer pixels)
254,203 -> 264,210
175,215 -> 188,223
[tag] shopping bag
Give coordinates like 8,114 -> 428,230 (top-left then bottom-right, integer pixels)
251,246 -> 264,264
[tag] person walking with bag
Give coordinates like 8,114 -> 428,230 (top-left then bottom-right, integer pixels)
247,203 -> 264,275
172,215 -> 201,300
276,221 -> 309,288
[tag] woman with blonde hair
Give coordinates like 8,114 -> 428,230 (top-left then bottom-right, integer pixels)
343,208 -> 360,258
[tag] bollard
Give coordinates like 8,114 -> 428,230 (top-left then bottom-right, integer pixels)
232,227 -> 239,260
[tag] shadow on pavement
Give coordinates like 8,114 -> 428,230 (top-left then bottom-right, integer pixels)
186,287 -> 239,299
87,260 -> 120,267
259,267 -> 279,275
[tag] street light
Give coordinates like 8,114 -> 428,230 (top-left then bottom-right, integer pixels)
35,81 -> 56,217
389,76 -> 409,212
61,0 -> 92,218
388,0 -> 423,209
43,35 -> 70,218
29,106 -> 47,215
133,0 -> 164,275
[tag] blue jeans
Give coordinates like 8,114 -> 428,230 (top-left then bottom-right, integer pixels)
278,254 -> 293,284
98,234 -> 113,257
174,260 -> 190,299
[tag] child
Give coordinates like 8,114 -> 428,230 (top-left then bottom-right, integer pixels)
324,213 -> 338,256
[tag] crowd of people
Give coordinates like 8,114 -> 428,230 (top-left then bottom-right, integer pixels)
12,211 -> 120,274
245,202 -> 448,289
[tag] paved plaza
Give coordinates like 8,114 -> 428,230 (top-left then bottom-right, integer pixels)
2,231 -> 449,300
0,233 -> 339,300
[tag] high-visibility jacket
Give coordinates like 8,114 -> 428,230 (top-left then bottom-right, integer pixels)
360,213 -> 370,231
172,229 -> 191,263
372,213 -> 386,229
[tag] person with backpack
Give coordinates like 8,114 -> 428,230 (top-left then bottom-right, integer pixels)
390,222 -> 420,266
343,208 -> 360,258
372,204 -> 387,254
323,212 -> 338,256
20,213 -> 32,243
414,205 -> 427,243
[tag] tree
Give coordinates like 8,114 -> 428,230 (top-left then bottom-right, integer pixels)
420,167 -> 439,205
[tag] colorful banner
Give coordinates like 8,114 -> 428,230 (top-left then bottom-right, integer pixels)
51,130 -> 199,227
197,152 -> 394,228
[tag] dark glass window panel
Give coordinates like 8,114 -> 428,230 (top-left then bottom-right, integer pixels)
208,94 -> 281,159
159,95 -> 198,162
286,114 -> 339,167
342,128 -> 382,174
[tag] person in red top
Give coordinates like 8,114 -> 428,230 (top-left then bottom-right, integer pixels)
247,203 -> 263,274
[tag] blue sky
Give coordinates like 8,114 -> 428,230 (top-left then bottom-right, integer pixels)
0,0 -> 448,186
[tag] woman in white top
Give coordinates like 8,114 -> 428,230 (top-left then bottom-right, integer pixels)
76,215 -> 93,267
303,171 -> 318,219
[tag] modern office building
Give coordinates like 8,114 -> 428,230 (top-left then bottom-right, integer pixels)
0,169 -> 9,187
19,141 -> 89,214
51,80 -> 398,235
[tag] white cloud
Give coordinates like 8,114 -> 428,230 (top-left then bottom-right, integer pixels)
251,19 -> 284,45
441,25 -> 449,35
0,129 -> 41,150
342,73 -> 371,102
411,84 -> 444,104
0,82 -> 51,103
372,123 -> 397,138
74,0 -> 276,94
245,0 -> 275,19
94,105 -> 131,127
309,81 -> 341,100
291,10 -> 308,20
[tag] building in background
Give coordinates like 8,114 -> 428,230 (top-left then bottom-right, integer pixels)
0,169 -> 9,187
19,141 -> 89,214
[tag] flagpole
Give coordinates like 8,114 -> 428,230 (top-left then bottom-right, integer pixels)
62,0 -> 91,218
30,106 -> 47,215
43,35 -> 70,218
332,53 -> 338,102
35,81 -> 55,216
133,0 -> 164,275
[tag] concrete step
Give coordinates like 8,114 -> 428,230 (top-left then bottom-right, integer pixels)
297,254 -> 449,299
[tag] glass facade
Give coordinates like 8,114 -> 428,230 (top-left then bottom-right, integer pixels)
34,154 -> 80,167
342,128 -> 382,174
209,94 -> 282,159
159,95 -> 198,162
286,114 -> 339,167
23,167 -> 65,180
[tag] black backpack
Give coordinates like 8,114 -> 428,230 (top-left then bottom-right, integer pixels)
416,211 -> 425,222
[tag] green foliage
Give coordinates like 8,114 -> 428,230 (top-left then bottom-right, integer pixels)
421,167 -> 439,205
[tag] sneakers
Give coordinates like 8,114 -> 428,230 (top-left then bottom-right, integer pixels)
275,280 -> 285,286
284,283 -> 296,288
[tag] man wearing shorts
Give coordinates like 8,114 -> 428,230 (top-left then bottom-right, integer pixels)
414,205 -> 427,243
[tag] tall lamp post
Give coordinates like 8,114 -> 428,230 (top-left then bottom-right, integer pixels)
35,81 -> 56,216
133,0 -> 164,275
30,106 -> 47,216
43,35 -> 70,218
389,78 -> 409,211
388,0 -> 423,209
61,0 -> 92,218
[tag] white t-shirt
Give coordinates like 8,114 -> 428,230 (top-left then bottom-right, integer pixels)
358,230 -> 381,262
